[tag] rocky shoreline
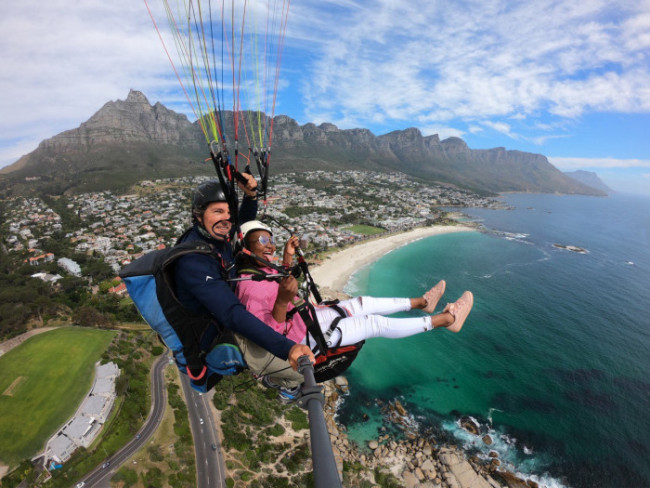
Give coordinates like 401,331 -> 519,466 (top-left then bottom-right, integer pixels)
322,378 -> 542,488
305,281 -> 548,487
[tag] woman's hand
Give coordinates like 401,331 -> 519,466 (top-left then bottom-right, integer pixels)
288,343 -> 315,371
272,275 -> 298,323
283,235 -> 300,266
277,275 -> 298,303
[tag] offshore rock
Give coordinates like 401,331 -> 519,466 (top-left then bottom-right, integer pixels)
460,415 -> 481,435
394,399 -> 408,416
493,469 -> 533,488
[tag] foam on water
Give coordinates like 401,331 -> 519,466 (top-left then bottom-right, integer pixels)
440,416 -> 568,488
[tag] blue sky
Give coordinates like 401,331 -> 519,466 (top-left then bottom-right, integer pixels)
1,1 -> 649,195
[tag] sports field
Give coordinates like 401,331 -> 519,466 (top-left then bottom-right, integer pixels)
343,224 -> 385,235
0,327 -> 116,466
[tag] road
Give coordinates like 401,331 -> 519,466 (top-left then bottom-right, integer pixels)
180,374 -> 227,488
77,353 -> 168,487
77,353 -> 226,488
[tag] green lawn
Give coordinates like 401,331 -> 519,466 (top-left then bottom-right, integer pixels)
343,224 -> 385,235
0,327 -> 117,465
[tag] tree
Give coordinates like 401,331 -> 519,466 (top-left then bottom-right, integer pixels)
113,467 -> 138,488
57,276 -> 89,305
72,306 -> 109,327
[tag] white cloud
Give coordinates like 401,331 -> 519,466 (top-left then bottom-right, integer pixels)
297,0 -> 650,130
481,121 -> 520,140
419,126 -> 465,140
0,1 -> 172,167
548,156 -> 650,171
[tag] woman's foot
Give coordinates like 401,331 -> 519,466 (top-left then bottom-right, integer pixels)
443,291 -> 473,333
423,280 -> 446,313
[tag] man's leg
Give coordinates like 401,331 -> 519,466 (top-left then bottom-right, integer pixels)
234,333 -> 303,389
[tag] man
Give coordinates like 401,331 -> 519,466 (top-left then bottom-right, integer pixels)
174,176 -> 312,393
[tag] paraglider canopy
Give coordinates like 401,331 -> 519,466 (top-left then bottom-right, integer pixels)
145,0 -> 291,201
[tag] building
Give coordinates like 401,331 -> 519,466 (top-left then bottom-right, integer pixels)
44,361 -> 120,465
31,272 -> 63,284
58,257 -> 82,276
26,253 -> 55,266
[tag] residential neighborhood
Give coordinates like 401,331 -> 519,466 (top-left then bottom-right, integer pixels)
3,171 -> 500,283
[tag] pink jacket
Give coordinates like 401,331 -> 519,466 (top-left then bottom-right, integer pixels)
235,268 -> 307,344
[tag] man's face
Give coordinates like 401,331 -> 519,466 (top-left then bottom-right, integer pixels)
199,202 -> 232,240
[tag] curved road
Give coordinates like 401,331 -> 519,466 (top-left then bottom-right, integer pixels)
78,353 -> 226,488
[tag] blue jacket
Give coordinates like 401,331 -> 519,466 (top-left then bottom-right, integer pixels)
174,197 -> 295,360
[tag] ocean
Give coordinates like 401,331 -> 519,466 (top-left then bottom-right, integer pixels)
337,193 -> 650,488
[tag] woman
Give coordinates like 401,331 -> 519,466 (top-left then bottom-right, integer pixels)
236,221 -> 474,357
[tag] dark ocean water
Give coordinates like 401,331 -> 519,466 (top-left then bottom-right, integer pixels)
337,193 -> 650,488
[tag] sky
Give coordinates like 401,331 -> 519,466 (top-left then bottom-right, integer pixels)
1,0 -> 650,195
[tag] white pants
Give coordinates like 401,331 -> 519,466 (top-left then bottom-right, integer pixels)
303,296 -> 431,348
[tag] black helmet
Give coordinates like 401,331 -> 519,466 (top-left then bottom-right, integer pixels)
191,181 -> 227,221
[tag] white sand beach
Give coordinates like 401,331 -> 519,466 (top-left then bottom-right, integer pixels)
309,225 -> 476,292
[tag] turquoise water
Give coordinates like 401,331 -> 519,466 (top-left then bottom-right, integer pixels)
338,193 -> 650,488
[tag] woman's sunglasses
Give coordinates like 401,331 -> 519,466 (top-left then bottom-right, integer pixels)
252,235 -> 275,246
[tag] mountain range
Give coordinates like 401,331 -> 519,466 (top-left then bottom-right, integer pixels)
0,90 -> 607,197
563,170 -> 614,194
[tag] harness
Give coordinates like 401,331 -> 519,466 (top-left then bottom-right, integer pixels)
236,266 -> 365,383
120,238 -> 246,392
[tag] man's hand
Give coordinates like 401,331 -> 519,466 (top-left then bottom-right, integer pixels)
237,172 -> 258,197
288,343 -> 315,371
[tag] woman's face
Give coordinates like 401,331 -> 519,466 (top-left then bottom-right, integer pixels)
247,229 -> 276,263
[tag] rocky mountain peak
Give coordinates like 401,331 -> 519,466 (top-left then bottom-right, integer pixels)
441,136 -> 468,148
37,90 -> 198,151
125,89 -> 150,104
319,122 -> 339,132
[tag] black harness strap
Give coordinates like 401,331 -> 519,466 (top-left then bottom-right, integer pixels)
253,148 -> 270,202
296,301 -> 347,354
235,265 -> 345,353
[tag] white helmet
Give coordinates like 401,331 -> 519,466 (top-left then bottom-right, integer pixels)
239,220 -> 273,248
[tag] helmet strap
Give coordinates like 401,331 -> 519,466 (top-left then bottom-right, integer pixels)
196,219 -> 231,243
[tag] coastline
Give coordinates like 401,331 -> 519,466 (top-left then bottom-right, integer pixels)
310,224 -> 477,292
308,224 -> 541,487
